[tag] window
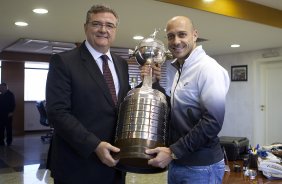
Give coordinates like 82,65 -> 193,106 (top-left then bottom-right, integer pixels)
24,62 -> 49,101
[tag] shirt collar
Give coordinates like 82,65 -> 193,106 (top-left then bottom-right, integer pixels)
85,40 -> 113,62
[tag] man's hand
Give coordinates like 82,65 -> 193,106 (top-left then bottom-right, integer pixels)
95,141 -> 120,167
145,147 -> 173,168
140,63 -> 162,81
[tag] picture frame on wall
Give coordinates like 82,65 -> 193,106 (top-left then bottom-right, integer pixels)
231,65 -> 248,81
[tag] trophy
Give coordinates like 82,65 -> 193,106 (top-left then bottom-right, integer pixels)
114,30 -> 170,173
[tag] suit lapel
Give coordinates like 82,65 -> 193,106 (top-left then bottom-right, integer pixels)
80,44 -> 115,107
111,53 -> 126,105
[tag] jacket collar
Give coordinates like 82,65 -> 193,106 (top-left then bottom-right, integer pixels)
171,45 -> 206,71
80,41 -> 119,107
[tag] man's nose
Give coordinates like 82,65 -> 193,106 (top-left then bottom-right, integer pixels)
99,25 -> 107,31
173,36 -> 181,44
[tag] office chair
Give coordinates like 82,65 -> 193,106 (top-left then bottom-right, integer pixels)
36,100 -> 53,143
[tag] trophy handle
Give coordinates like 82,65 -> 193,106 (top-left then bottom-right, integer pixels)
141,58 -> 153,89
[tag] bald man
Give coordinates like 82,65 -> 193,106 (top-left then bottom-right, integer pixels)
145,16 -> 230,184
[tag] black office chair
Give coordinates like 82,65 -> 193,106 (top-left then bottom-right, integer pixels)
36,100 -> 53,143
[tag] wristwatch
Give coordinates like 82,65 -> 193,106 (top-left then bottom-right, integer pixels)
171,152 -> 178,160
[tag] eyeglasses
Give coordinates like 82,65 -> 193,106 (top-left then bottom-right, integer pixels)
87,21 -> 116,31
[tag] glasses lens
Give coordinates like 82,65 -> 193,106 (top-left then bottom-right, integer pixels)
88,21 -> 116,30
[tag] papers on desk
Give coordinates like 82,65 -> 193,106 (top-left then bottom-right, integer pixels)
258,151 -> 282,179
262,144 -> 282,152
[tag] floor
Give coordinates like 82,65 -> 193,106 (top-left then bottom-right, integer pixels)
0,132 -> 167,184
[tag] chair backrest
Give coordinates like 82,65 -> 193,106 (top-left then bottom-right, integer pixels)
36,100 -> 49,127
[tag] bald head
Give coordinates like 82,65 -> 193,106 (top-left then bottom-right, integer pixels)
166,16 -> 194,31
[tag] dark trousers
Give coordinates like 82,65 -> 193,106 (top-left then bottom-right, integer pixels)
0,116 -> 13,145
54,179 -> 67,184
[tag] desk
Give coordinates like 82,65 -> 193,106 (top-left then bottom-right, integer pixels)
223,161 -> 282,184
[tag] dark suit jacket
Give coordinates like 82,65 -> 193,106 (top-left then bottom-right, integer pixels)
0,90 -> 15,120
46,42 -> 130,184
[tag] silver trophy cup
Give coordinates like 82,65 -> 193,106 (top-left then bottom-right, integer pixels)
114,33 -> 169,173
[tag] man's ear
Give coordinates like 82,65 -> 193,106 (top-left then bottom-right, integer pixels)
193,29 -> 199,43
84,23 -> 87,33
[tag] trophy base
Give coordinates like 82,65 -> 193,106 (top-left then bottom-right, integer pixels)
113,138 -> 167,174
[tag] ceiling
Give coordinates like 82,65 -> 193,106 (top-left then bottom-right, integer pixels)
0,0 -> 282,57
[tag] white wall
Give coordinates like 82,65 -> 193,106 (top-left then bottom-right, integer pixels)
214,47 -> 282,145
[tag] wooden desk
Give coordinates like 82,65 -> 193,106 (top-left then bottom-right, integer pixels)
223,161 -> 282,184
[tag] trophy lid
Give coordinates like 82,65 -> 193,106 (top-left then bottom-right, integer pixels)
137,37 -> 165,50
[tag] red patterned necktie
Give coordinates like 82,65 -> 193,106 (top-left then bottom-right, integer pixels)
101,55 -> 117,106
